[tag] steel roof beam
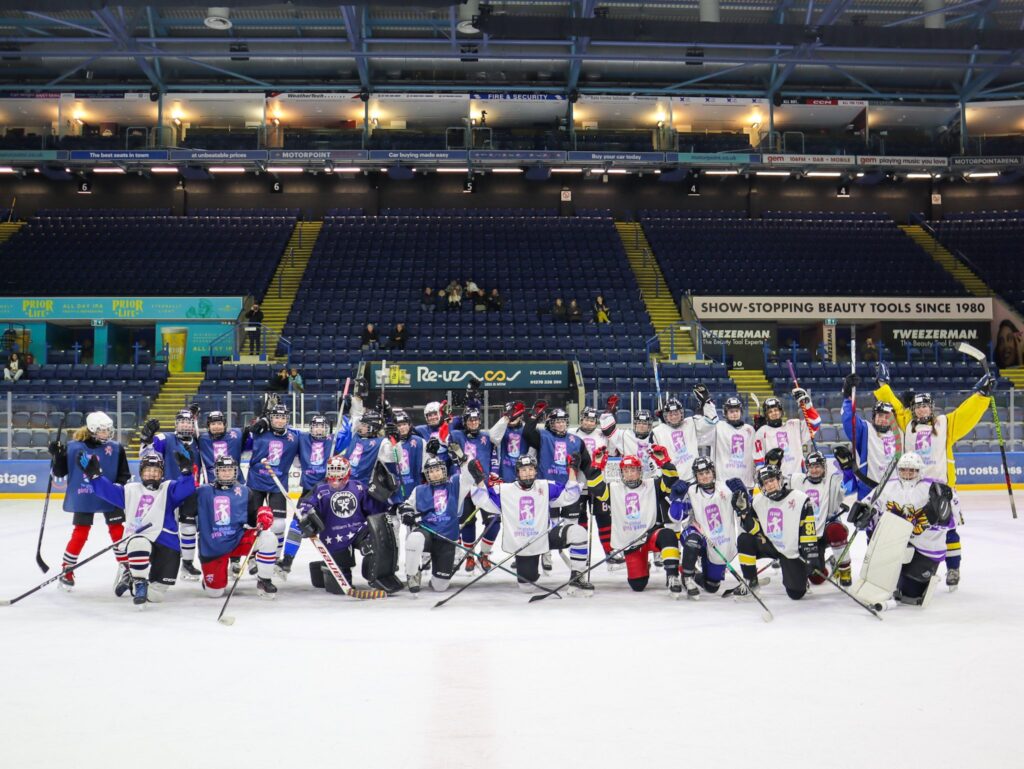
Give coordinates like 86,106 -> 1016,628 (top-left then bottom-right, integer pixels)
567,0 -> 597,94
340,5 -> 370,90
92,6 -> 161,89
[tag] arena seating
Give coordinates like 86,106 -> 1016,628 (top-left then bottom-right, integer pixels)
0,212 -> 295,296
641,214 -> 968,297
930,213 -> 1024,314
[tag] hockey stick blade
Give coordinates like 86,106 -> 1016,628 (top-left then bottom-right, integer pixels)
218,615 -> 236,626
528,528 -> 651,603
956,341 -> 987,364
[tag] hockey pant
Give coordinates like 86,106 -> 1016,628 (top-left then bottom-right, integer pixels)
625,527 -> 681,592
898,550 -> 943,603
679,527 -> 727,593
176,494 -> 199,562
114,537 -> 180,603
199,528 -> 277,597
404,528 -> 457,592
249,489 -> 288,555
737,533 -> 808,600
63,510 -> 127,572
809,521 -> 851,585
514,522 -> 588,592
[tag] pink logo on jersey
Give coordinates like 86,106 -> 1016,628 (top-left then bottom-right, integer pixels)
775,431 -> 789,452
212,441 -> 228,459
882,434 -> 896,455
805,488 -> 820,510
507,433 -> 521,457
267,440 -> 283,466
432,487 -> 447,512
349,443 -> 364,466
465,442 -> 477,460
731,434 -> 745,457
705,503 -> 723,534
519,496 -> 536,526
134,494 -> 154,524
583,436 -> 596,453
399,446 -> 410,475
310,442 -> 324,465
915,431 -> 931,453
766,507 -> 784,537
553,441 -> 567,464
624,491 -> 641,521
213,495 -> 232,526
671,431 -> 686,452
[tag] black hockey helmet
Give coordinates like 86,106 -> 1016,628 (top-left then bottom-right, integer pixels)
634,409 -> 653,438
463,407 -> 482,435
424,455 -> 448,486
310,414 -> 329,438
763,396 -> 784,427
268,403 -> 290,432
206,410 -> 226,428
756,464 -> 784,499
214,454 -> 238,486
662,398 -> 685,426
546,408 -> 569,437
691,456 -> 716,491
174,409 -> 195,438
139,451 -> 164,489
515,454 -> 539,488
805,451 -> 827,482
360,409 -> 384,434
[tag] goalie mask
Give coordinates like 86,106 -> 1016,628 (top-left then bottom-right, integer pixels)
633,410 -> 653,440
723,396 -> 744,428
872,402 -> 895,433
691,456 -> 716,492
805,451 -> 827,483
897,451 -> 924,483
214,455 -> 238,488
663,398 -> 684,428
206,410 -> 227,438
86,411 -> 114,443
757,464 -> 785,501
424,456 -> 448,486
620,455 -> 643,489
763,397 -> 784,428
139,452 -> 164,491
326,455 -> 351,487
515,454 -> 539,489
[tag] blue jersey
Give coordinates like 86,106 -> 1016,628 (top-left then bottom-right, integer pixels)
198,429 -> 245,483
537,431 -> 583,484
342,435 -> 387,484
449,429 -> 495,471
245,429 -> 301,492
298,478 -> 388,554
298,432 -> 332,489
383,435 -> 426,503
497,425 -> 527,482
149,433 -> 199,481
63,439 -> 124,513
412,472 -> 465,540
90,474 -> 195,551
197,482 -> 254,559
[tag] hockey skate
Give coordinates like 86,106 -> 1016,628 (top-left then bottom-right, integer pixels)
666,573 -> 683,598
256,577 -> 278,600
567,571 -> 595,597
275,554 -> 293,581
132,579 -> 149,608
180,559 -> 202,581
724,576 -> 769,599
606,553 -> 626,572
407,569 -> 422,595
230,557 -> 241,576
683,576 -> 700,600
541,552 -> 553,574
464,555 -> 476,573
59,568 -> 75,592
113,564 -> 132,597
946,568 -> 959,592
479,553 -> 493,572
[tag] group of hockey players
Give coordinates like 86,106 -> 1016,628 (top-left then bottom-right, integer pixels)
39,360 -> 995,612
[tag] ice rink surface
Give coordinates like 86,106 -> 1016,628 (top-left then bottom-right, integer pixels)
1,492 -> 1022,769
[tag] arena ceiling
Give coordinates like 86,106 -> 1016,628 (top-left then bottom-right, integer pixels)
0,2 -> 1022,103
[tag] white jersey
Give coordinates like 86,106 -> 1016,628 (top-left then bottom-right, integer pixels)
472,479 -> 580,557
865,426 -> 903,483
904,417 -> 950,484
754,419 -> 810,477
570,426 -> 608,458
123,481 -> 173,543
790,470 -> 844,536
685,482 -> 737,564
606,479 -> 659,551
712,421 -> 756,488
651,416 -> 712,482
752,488 -> 809,559
871,477 -> 949,561
612,429 -> 655,473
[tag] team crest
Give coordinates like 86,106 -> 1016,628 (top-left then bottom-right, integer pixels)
331,491 -> 359,518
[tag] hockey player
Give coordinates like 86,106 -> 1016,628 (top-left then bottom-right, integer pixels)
140,408 -> 202,581
82,450 -> 196,606
753,392 -> 821,477
789,451 -> 851,586
490,400 -> 529,482
48,411 -> 131,591
338,409 -> 389,485
610,409 -> 656,471
294,454 -> 403,594
668,457 -> 742,599
586,446 -> 681,594
400,454 -> 476,593
709,396 -> 756,491
874,366 -> 990,589
244,402 -> 300,558
414,400 -> 448,444
732,464 -> 818,600
840,374 -> 902,496
651,387 -> 716,482
196,455 -> 279,599
448,407 -> 496,571
571,406 -> 615,557
197,410 -> 245,485
385,409 -> 427,504
848,452 -> 955,606
471,455 -> 591,594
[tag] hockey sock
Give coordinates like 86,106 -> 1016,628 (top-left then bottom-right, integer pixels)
737,533 -> 759,583
125,536 -> 153,582
107,523 -> 127,565
272,517 -> 287,557
593,510 -> 613,554
63,524 -> 91,569
459,518 -> 477,551
179,523 -> 197,562
255,530 -> 278,579
825,521 -> 850,567
567,524 -> 588,570
945,529 -> 962,570
680,530 -> 701,577
481,515 -> 501,552
283,516 -> 303,560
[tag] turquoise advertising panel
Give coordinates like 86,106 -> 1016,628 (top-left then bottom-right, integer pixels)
0,296 -> 243,321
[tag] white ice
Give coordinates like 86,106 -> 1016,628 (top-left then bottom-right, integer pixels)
1,492 -> 1022,769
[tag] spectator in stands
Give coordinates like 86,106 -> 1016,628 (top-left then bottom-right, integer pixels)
421,286 -> 435,312
863,338 -> 879,363
448,285 -> 463,310
360,322 -> 380,351
473,289 -> 487,312
268,367 -> 289,393
245,303 -> 264,354
388,322 -> 408,350
552,298 -> 567,321
594,295 -> 611,323
465,277 -> 480,296
3,352 -> 23,382
996,319 -> 1024,369
289,367 -> 304,393
487,288 -> 503,312
437,289 -> 449,311
445,278 -> 461,294
568,299 -> 582,322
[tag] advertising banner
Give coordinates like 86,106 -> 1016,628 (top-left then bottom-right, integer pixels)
470,150 -> 567,161
856,155 -> 947,168
367,150 -> 468,162
954,453 -> 1024,487
267,149 -> 368,161
700,322 -> 776,370
0,150 -> 60,161
692,296 -> 993,322
760,153 -> 857,166
470,93 -> 566,101
566,151 -> 665,163
880,321 -> 991,352
156,321 -> 236,373
168,149 -> 268,161
949,156 -> 1024,168
68,150 -> 169,161
677,152 -> 760,165
370,361 -> 569,390
0,296 -> 243,321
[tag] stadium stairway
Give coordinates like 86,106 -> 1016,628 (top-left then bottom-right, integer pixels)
900,225 -> 992,297
128,371 -> 206,456
260,220 -> 323,363
614,221 -> 696,362
0,221 -> 24,244
1001,367 -> 1024,391
727,369 -> 775,402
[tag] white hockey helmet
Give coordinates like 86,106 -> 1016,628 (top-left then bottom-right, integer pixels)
86,411 -> 114,441
897,452 -> 924,481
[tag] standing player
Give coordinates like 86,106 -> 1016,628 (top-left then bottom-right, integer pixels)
338,409 -> 388,484
709,396 -> 756,492
197,410 -> 245,485
611,409 -> 656,471
571,406 -> 615,558
490,400 -> 530,482
753,392 -> 821,477
244,403 -> 300,558
840,374 -> 902,497
651,389 -> 716,482
449,407 -> 495,571
48,411 -> 131,591
789,451 -> 851,586
414,400 -> 448,444
82,451 -> 196,606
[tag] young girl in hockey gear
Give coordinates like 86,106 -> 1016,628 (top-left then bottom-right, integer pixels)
198,410 -> 245,485
449,408 -> 496,572
243,402 -> 299,559
611,409 -> 655,470
734,465 -> 818,600
753,394 -> 821,477
141,408 -> 202,580
586,447 -> 681,594
296,455 -> 402,594
48,411 -> 132,591
709,396 -> 756,491
848,452 -> 956,606
874,367 -> 989,589
789,452 -> 852,586
414,401 -> 448,444
572,406 -> 615,558
491,400 -> 529,483
83,450 -> 197,607
471,454 -> 591,594
401,454 -> 476,593
668,457 -> 742,599
197,456 -> 279,599
652,387 -> 717,482
840,374 -> 903,497
340,409 -> 388,484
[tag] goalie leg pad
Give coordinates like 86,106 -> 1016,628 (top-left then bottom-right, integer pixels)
852,512 -> 914,607
898,550 -> 941,607
360,513 -> 403,592
309,560 -> 326,589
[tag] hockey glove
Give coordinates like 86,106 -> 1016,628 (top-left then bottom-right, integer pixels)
504,401 -> 526,422
340,394 -> 353,417
488,473 -> 501,488
425,437 -> 441,456
764,448 -> 784,470
530,399 -> 548,419
188,402 -> 201,420
467,458 -> 486,485
438,399 -> 452,422
353,376 -> 369,399
252,416 -> 270,436
847,500 -> 873,531
79,452 -> 102,480
670,478 -> 691,502
926,482 -> 954,526
833,445 -> 855,472
731,488 -> 750,515
399,504 -> 420,528
368,463 -> 398,503
791,387 -> 812,409
256,506 -> 275,531
649,444 -> 671,468
692,383 -> 711,410
567,452 -> 582,472
447,441 -> 466,464
47,439 -> 65,458
973,372 -> 996,397
384,422 -> 400,442
606,394 -> 620,414
299,511 -> 325,537
591,446 -> 609,472
841,373 -> 860,399
174,447 -> 193,475
599,412 -> 617,437
874,362 -> 890,388
140,418 -> 160,443
752,413 -> 766,431
725,478 -> 748,497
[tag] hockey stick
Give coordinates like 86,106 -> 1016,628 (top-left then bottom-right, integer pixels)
433,525 -> 553,609
528,526 -> 651,604
452,523 -> 489,573
850,327 -> 858,479
803,558 -> 883,620
2,523 -> 151,607
957,341 -> 1017,520
709,540 -> 773,623
785,360 -> 818,452
35,415 -> 66,573
217,524 -> 266,626
419,523 -> 562,598
652,357 -> 663,412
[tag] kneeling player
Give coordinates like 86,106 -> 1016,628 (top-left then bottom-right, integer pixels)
197,456 -> 279,599
82,450 -> 196,607
733,465 -> 818,600
471,455 -> 591,594
848,452 -> 955,607
789,451 -> 852,586
295,455 -> 402,594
